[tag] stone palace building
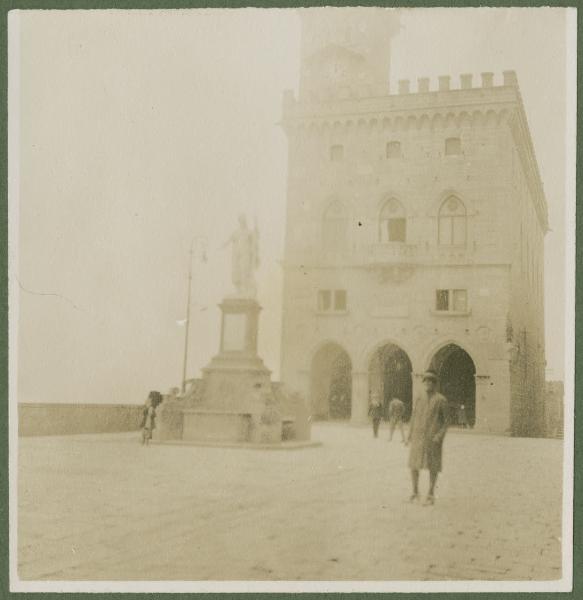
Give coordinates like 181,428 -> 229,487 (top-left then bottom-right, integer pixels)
279,10 -> 547,436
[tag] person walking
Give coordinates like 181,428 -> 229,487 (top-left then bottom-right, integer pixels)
388,396 -> 406,443
407,371 -> 449,506
141,391 -> 162,445
368,392 -> 383,438
459,404 -> 468,429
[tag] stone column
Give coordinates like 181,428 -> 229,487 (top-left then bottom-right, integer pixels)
412,371 -> 425,401
351,370 -> 369,425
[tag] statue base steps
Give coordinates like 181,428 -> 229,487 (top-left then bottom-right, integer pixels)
152,438 -> 321,451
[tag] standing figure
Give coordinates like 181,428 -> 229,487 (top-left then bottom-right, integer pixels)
459,404 -> 468,429
368,392 -> 383,438
141,391 -> 162,445
388,396 -> 406,443
327,393 -> 337,420
407,371 -> 449,505
223,214 -> 260,298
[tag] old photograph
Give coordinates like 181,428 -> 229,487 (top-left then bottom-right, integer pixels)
8,6 -> 575,593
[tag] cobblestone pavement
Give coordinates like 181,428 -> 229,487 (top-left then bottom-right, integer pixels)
18,423 -> 563,581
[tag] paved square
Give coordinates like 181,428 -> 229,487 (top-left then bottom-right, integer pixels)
18,423 -> 563,581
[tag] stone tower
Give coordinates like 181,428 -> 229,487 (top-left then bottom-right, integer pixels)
298,8 -> 400,100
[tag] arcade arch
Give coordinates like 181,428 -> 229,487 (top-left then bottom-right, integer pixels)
429,343 -> 476,427
368,343 -> 413,421
310,342 -> 352,420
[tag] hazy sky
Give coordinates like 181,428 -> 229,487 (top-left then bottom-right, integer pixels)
12,8 -> 572,405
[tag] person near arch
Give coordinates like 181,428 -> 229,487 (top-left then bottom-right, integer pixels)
368,392 -> 383,438
407,370 -> 449,506
458,403 -> 468,428
388,396 -> 406,442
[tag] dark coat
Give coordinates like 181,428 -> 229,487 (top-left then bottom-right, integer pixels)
408,391 -> 448,472
141,405 -> 156,431
368,403 -> 383,420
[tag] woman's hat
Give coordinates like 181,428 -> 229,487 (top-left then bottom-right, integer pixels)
422,370 -> 439,382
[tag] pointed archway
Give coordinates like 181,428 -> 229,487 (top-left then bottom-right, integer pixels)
369,343 -> 413,421
310,343 -> 352,420
429,343 -> 476,427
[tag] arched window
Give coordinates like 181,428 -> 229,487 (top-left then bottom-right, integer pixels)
323,199 -> 349,252
379,198 -> 406,243
438,196 -> 466,245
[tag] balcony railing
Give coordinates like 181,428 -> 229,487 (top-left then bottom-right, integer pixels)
309,242 -> 489,269
366,242 -> 418,265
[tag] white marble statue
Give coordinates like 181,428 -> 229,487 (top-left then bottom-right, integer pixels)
223,214 -> 260,297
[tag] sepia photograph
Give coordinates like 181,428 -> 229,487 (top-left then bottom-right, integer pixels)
8,5 -> 576,593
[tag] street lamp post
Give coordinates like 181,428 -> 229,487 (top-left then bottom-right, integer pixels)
181,236 -> 207,395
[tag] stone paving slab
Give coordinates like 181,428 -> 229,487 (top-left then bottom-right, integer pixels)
17,424 -> 563,581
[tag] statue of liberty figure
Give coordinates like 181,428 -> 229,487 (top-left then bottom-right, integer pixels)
223,214 -> 260,298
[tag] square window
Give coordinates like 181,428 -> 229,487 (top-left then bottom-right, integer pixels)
388,218 -> 406,242
330,145 -> 344,161
334,290 -> 347,311
386,141 -> 401,159
452,289 -> 467,312
318,290 -> 331,311
436,289 -> 449,311
445,137 -> 462,156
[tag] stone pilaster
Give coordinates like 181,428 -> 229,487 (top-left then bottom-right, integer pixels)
351,370 -> 369,424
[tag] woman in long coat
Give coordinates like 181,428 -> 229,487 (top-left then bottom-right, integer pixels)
407,371 -> 449,505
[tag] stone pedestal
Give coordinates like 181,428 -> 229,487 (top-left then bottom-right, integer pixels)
154,296 -> 314,448
203,297 -> 270,382
182,297 -> 282,444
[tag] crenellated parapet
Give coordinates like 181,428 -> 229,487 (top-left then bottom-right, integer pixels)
281,69 -> 548,232
283,71 -> 522,130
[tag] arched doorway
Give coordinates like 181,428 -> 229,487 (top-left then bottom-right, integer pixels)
429,344 -> 476,427
369,344 -> 413,421
310,343 -> 352,420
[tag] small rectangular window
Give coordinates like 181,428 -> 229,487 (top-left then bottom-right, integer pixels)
452,289 -> 467,312
386,141 -> 401,159
436,290 -> 449,311
318,290 -> 331,311
334,290 -> 347,311
436,289 -> 468,312
388,218 -> 406,242
445,137 -> 462,156
330,144 -> 344,161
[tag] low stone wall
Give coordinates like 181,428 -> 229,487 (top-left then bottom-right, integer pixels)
19,403 -> 144,437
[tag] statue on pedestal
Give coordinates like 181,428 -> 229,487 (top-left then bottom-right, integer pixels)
223,214 -> 260,298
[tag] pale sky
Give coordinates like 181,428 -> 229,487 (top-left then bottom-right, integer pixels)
12,8 -> 572,405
